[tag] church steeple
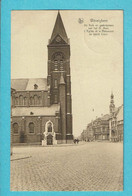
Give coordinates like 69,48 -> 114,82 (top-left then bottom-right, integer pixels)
109,92 -> 115,114
49,11 -> 69,44
47,11 -> 73,142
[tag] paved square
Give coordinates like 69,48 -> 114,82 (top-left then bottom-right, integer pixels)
10,142 -> 123,191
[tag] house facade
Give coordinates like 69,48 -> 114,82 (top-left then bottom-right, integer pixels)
81,114 -> 109,142
109,104 -> 123,142
81,93 -> 123,142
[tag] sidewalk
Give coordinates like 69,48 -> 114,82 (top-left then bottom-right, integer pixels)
13,141 -> 85,148
11,142 -> 85,161
11,153 -> 31,161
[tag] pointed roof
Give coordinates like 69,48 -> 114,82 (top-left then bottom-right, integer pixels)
59,73 -> 65,85
101,114 -> 110,121
50,11 -> 68,44
111,91 -> 114,99
11,78 -> 48,91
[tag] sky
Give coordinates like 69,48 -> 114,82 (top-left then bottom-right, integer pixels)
11,10 -> 123,137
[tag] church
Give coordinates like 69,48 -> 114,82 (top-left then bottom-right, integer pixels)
11,11 -> 73,145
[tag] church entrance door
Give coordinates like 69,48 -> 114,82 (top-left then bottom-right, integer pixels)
47,134 -> 53,145
20,131 -> 25,143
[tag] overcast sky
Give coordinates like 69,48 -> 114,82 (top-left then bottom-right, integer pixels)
11,10 -> 123,137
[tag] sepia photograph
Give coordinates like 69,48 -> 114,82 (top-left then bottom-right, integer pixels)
10,10 -> 123,191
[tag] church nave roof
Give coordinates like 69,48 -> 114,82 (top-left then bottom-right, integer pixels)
11,78 -> 48,91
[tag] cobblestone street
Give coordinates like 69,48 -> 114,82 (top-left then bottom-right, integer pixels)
10,142 -> 123,191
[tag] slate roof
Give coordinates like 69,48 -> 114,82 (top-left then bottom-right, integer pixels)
12,104 -> 60,116
50,12 -> 68,44
114,105 -> 123,116
116,105 -> 123,121
101,114 -> 110,121
11,78 -> 48,91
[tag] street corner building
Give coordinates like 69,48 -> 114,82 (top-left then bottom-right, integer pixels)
81,93 -> 123,142
11,12 -> 73,145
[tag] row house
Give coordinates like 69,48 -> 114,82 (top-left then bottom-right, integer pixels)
109,105 -> 123,142
81,93 -> 123,142
94,114 -> 110,140
82,114 -> 109,142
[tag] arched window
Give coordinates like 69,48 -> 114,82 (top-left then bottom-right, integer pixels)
19,95 -> 24,105
38,96 -> 41,105
52,52 -> 65,71
52,52 -> 65,61
15,97 -> 19,105
30,97 -> 33,105
29,122 -> 34,133
24,97 -> 27,105
32,97 -> 35,105
60,60 -> 64,71
54,79 -> 58,88
13,123 -> 19,134
54,95 -> 58,103
47,122 -> 52,132
54,60 -> 58,70
34,95 -> 38,105
30,97 -> 34,105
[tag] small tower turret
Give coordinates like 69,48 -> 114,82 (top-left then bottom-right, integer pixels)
109,92 -> 115,114
59,73 -> 66,142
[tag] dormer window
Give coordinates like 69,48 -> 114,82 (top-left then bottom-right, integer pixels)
34,84 -> 38,89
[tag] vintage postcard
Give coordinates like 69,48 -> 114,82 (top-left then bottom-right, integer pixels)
10,10 -> 123,191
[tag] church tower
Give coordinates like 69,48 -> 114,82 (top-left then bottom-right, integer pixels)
47,11 -> 73,143
109,92 -> 115,114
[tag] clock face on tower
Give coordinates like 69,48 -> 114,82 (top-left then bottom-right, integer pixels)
56,36 -> 61,42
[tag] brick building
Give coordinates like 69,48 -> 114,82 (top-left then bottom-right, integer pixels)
81,93 -> 123,142
11,12 -> 73,145
109,105 -> 123,142
94,114 -> 110,141
109,93 -> 123,142
81,114 -> 109,142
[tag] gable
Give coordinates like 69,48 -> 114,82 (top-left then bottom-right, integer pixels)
49,12 -> 69,44
116,105 -> 123,121
49,34 -> 68,45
